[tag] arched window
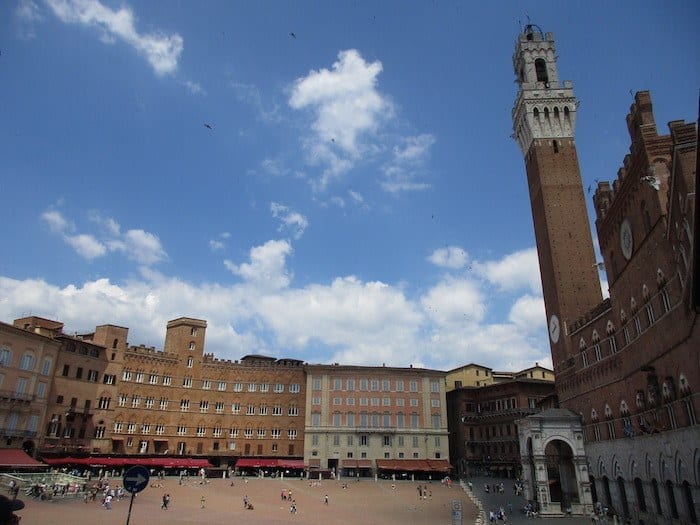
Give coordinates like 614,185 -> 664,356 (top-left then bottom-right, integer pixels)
535,58 -> 548,82
112,338 -> 119,349
564,106 -> 570,117
189,341 -> 196,351
634,478 -> 647,512
666,480 -> 679,519
533,107 -> 539,118
41,357 -> 52,375
553,140 -> 559,153
19,353 -> 35,371
553,106 -> 560,118
617,477 -> 630,516
0,347 -> 12,366
651,479 -> 662,515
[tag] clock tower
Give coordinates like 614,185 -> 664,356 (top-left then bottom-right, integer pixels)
512,25 -> 602,372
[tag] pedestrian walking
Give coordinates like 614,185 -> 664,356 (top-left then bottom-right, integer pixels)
104,494 -> 112,510
324,494 -> 329,505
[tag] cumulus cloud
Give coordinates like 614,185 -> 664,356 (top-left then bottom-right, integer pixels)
289,49 -> 390,189
0,241 -> 554,371
65,233 -> 107,259
42,210 -> 72,233
473,247 -> 542,294
270,202 -> 308,239
421,277 -> 486,326
428,246 -> 469,270
508,294 -> 546,332
224,239 -> 293,290
42,208 -> 166,265
45,0 -> 183,76
107,229 -> 166,265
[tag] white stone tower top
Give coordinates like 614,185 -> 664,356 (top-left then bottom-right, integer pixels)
512,25 -> 578,155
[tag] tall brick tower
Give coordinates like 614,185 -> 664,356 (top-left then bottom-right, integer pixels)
512,25 -> 602,373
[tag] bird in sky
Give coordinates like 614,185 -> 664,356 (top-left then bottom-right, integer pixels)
290,32 -> 296,39
204,123 -> 213,130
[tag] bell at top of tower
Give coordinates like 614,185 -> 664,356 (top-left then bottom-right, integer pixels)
511,24 -> 578,156
523,23 -> 545,42
513,23 -> 561,89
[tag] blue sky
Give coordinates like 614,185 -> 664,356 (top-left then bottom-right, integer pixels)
1,0 -> 698,371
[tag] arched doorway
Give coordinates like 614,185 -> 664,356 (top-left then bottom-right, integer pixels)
544,439 -> 579,512
517,409 -> 594,516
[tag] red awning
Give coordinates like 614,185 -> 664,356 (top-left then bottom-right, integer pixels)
341,459 -> 358,468
236,458 -> 279,469
41,456 -> 212,469
356,459 -> 373,469
306,458 -> 321,468
277,460 -> 305,469
375,459 -> 431,471
0,449 -> 46,468
427,459 -> 452,472
376,459 -> 399,470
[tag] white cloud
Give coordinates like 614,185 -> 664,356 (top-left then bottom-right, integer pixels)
270,202 -> 308,239
348,190 -> 364,204
258,276 -> 424,365
41,210 -> 72,234
116,229 -> 167,265
42,208 -> 166,265
0,242 -> 556,371
224,239 -> 293,290
473,247 -> 542,294
428,246 -> 468,270
17,0 -> 43,20
209,240 -> 225,251
421,277 -> 486,326
259,158 -> 288,177
15,0 -> 43,39
183,80 -> 204,95
508,294 -> 546,332
381,134 -> 435,193
45,0 -> 183,76
65,233 -> 107,259
289,49 -> 390,189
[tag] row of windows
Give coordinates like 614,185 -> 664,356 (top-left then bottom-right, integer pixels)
320,378 -> 441,393
60,364 -> 101,382
111,422 -> 299,439
0,373 -> 49,398
64,341 -> 101,357
0,348 -> 52,374
311,412 -> 442,430
0,413 -> 39,432
313,397 -> 428,407
588,398 -> 697,442
120,370 -> 301,394
114,395 -> 301,416
310,434 -> 441,449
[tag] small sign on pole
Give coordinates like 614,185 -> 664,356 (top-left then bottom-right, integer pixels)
451,499 -> 463,525
123,465 -> 150,525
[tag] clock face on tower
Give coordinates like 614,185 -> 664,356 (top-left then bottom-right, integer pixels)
620,218 -> 634,260
549,314 -> 560,344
